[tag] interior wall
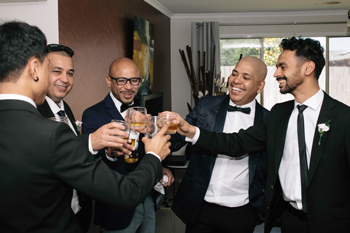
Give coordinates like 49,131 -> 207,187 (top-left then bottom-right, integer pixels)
0,0 -> 58,43
171,10 -> 350,118
59,0 -> 171,120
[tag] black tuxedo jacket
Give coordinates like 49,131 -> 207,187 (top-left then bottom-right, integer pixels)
37,99 -> 92,232
0,100 -> 162,233
170,95 -> 269,226
82,94 -> 146,230
194,92 -> 350,233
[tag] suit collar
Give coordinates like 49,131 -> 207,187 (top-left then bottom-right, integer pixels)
308,92 -> 336,185
274,100 -> 295,174
104,94 -> 123,120
0,99 -> 42,117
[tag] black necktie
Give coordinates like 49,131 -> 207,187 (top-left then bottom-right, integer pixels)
120,103 -> 134,113
57,110 -> 66,116
297,104 -> 308,213
227,105 -> 251,114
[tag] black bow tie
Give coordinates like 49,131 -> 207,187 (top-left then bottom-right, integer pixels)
227,105 -> 251,114
120,103 -> 134,113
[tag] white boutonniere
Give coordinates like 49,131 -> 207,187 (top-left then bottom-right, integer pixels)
317,119 -> 331,145
75,120 -> 83,131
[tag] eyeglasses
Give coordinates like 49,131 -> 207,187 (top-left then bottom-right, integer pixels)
109,76 -> 142,86
47,44 -> 74,57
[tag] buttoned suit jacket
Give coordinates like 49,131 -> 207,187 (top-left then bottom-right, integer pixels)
170,95 -> 269,226
37,99 -> 92,232
194,92 -> 350,233
0,100 -> 162,233
82,94 -> 146,230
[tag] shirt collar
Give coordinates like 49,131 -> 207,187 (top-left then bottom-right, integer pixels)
294,88 -> 324,111
45,96 -> 64,114
229,98 -> 256,113
0,94 -> 37,108
109,92 -> 134,113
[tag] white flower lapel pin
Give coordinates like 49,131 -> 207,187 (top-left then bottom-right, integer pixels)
75,120 -> 83,131
317,119 -> 331,145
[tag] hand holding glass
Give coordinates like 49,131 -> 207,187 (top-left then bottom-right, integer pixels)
158,113 -> 179,134
128,107 -> 147,132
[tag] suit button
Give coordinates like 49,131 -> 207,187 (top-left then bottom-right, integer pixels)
271,185 -> 274,190
267,206 -> 270,210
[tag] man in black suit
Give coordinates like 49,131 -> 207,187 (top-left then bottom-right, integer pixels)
37,44 -> 93,232
82,57 -> 174,233
174,37 -> 350,233
170,56 -> 268,233
0,21 -> 171,233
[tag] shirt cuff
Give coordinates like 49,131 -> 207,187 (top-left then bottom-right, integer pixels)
185,126 -> 200,144
88,134 -> 98,155
147,151 -> 161,162
105,148 -> 118,162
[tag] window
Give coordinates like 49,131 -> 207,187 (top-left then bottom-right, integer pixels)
220,37 -> 349,109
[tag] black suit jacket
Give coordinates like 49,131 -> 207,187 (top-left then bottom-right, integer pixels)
82,94 -> 146,230
0,100 -> 162,233
37,99 -> 92,232
170,95 -> 269,226
194,92 -> 350,233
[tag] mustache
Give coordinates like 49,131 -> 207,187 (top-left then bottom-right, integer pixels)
276,76 -> 287,81
120,90 -> 136,94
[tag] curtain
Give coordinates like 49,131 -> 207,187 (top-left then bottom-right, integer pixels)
191,21 -> 220,102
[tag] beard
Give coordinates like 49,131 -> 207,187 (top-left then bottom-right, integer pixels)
278,70 -> 303,94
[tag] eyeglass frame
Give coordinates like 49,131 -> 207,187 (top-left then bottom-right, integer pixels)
47,44 -> 74,57
109,76 -> 142,86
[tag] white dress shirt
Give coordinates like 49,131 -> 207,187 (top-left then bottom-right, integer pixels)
45,96 -> 82,214
204,99 -> 256,207
279,89 -> 324,210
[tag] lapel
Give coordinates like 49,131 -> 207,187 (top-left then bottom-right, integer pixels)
63,101 -> 80,136
274,100 -> 295,174
105,94 -> 123,120
37,100 -> 55,118
210,95 -> 230,173
248,100 -> 265,186
307,92 -> 336,185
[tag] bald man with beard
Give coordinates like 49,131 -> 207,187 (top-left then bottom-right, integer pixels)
170,56 -> 269,233
82,57 -> 174,233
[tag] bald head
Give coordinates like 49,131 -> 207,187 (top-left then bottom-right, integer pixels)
227,56 -> 267,106
237,56 -> 267,82
106,57 -> 141,104
109,57 -> 140,77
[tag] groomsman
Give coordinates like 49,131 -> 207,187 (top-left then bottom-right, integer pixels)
37,44 -> 93,232
82,57 -> 174,233
170,56 -> 268,233
174,37 -> 350,233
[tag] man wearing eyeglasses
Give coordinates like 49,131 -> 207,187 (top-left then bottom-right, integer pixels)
82,57 -> 174,233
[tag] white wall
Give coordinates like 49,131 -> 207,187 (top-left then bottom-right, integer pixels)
171,10 -> 350,118
0,0 -> 58,44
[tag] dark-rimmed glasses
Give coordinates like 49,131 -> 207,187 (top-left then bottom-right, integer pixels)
47,44 -> 74,57
109,76 -> 141,86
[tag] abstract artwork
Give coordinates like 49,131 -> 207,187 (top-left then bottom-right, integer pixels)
133,16 -> 154,96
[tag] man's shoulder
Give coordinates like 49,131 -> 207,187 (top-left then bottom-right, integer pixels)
83,95 -> 110,114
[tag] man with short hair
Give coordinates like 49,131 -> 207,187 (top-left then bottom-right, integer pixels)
37,44 -> 91,232
82,57 -> 174,233
170,56 -> 268,233
175,37 -> 350,233
0,20 -> 172,233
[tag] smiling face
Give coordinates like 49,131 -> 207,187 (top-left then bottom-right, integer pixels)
274,50 -> 304,95
228,57 -> 266,106
46,53 -> 74,104
106,58 -> 141,105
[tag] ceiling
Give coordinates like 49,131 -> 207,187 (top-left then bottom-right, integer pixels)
156,0 -> 349,14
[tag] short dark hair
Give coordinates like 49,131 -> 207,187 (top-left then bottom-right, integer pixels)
280,37 -> 325,79
0,21 -> 47,81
